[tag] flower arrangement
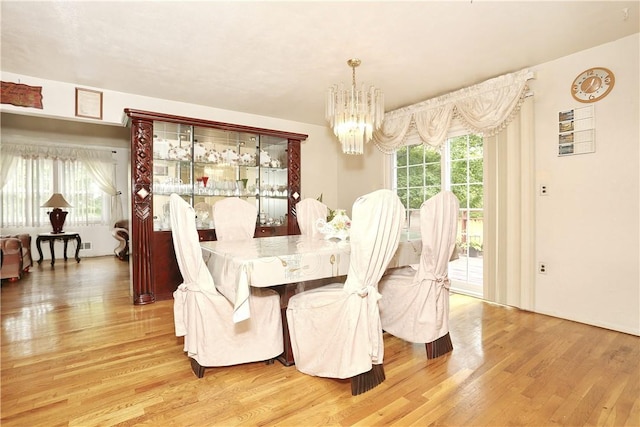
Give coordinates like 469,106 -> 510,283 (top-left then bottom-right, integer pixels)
316,194 -> 351,240
317,193 -> 336,222
330,209 -> 351,231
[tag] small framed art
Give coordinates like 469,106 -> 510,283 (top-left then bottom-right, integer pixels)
75,87 -> 103,120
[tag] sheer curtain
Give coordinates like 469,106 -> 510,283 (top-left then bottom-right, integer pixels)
0,155 -> 52,228
77,150 -> 122,222
0,152 -> 16,190
377,68 -> 535,309
0,143 -> 119,228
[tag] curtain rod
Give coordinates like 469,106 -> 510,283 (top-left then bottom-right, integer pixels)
2,140 -> 123,153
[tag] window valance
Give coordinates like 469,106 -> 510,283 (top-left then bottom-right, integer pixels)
0,142 -> 105,161
1,142 -> 118,199
372,68 -> 533,153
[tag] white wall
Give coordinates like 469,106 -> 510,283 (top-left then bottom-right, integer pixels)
531,33 -> 639,335
336,143 -> 389,215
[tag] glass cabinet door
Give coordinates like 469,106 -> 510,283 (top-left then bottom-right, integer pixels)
192,127 -> 259,229
257,135 -> 288,226
150,120 -> 290,231
152,121 -> 193,230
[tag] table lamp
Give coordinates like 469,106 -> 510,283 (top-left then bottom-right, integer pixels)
41,193 -> 72,234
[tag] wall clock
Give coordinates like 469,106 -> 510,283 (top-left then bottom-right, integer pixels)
571,67 -> 615,103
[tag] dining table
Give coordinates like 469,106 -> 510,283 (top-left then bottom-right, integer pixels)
200,232 -> 422,365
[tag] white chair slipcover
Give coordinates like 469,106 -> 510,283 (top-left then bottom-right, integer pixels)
170,194 -> 283,377
212,197 -> 258,320
213,197 -> 257,241
286,189 -> 405,395
292,198 -> 333,295
378,191 -> 459,358
296,198 -> 328,239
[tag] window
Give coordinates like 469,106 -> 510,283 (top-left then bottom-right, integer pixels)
393,132 -> 484,297
1,145 -> 115,229
58,158 -> 110,226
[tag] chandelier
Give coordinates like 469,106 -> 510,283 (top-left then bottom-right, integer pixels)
325,59 -> 384,155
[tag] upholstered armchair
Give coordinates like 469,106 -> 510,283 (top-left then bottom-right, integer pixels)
12,234 -> 32,272
1,237 -> 24,281
112,220 -> 129,261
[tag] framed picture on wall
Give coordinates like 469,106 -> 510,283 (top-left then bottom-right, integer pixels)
75,88 -> 103,120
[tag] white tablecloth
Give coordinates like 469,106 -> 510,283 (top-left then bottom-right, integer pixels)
201,233 -> 421,322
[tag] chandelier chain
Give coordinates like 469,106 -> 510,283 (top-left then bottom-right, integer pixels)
348,58 -> 361,87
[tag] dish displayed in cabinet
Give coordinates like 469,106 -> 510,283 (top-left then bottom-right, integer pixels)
151,122 -> 291,231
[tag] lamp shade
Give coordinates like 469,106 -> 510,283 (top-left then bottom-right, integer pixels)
42,193 -> 72,234
41,193 -> 72,208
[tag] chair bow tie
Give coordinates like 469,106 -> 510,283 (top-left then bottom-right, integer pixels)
436,275 -> 450,290
356,285 -> 379,298
177,282 -> 197,291
424,272 -> 450,290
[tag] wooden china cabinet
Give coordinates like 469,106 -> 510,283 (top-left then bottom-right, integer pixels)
125,109 -> 308,304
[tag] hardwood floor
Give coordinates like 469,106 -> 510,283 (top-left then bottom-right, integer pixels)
1,256 -> 639,426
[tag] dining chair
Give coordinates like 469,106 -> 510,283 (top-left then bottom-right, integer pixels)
286,189 -> 405,395
296,198 -> 328,239
292,197 -> 333,292
378,191 -> 459,359
169,194 -> 283,377
213,197 -> 257,240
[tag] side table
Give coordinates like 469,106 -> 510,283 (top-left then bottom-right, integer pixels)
36,232 -> 82,266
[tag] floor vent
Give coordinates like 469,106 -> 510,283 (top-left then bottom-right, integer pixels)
80,242 -> 92,250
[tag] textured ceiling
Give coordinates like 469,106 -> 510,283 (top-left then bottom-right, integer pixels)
1,1 -> 638,126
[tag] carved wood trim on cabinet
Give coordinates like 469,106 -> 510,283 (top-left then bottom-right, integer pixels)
287,139 -> 302,236
130,118 -> 155,304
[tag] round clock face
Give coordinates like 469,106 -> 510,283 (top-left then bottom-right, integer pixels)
571,67 -> 615,103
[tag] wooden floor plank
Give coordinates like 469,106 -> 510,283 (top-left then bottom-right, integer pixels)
1,255 -> 639,426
